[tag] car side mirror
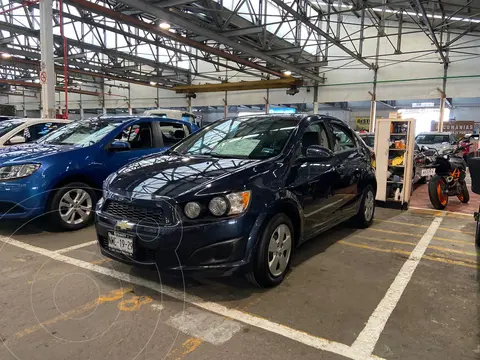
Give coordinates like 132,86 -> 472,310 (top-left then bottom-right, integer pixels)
8,135 -> 26,145
305,145 -> 334,160
109,140 -> 131,151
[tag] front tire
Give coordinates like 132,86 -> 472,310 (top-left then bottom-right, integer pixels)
48,182 -> 97,231
428,175 -> 448,210
352,185 -> 375,228
246,213 -> 294,288
457,181 -> 470,203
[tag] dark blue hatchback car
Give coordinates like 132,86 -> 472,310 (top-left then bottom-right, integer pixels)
96,115 -> 376,287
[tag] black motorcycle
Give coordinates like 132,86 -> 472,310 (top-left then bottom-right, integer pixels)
422,145 -> 469,210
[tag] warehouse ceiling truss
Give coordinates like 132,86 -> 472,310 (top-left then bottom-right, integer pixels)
0,0 -> 478,95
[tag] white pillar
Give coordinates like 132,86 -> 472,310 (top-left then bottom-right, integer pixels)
39,0 -> 55,119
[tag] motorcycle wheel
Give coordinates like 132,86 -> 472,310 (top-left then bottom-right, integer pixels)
457,181 -> 470,203
428,175 -> 448,210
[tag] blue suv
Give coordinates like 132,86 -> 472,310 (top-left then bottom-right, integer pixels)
0,116 -> 197,230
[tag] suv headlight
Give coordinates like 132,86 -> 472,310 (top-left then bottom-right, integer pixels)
0,164 -> 40,180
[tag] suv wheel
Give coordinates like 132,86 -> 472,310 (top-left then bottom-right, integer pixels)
246,213 -> 293,287
48,182 -> 97,231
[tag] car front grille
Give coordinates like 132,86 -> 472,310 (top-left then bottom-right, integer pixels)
103,200 -> 166,225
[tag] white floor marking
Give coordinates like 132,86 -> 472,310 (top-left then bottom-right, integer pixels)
351,216 -> 443,357
0,235 -> 383,360
166,307 -> 244,345
54,240 -> 98,254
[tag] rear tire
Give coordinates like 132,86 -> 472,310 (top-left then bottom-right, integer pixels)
48,182 -> 97,231
352,185 -> 375,228
246,213 -> 294,288
457,181 -> 470,203
428,175 -> 448,210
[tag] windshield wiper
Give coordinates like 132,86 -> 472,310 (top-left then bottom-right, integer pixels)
205,152 -> 250,159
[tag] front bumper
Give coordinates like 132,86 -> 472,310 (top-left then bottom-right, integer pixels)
95,199 -> 262,276
0,178 -> 48,220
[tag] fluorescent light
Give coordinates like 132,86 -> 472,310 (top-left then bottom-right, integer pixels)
34,79 -> 40,83
150,81 -> 157,86
1,53 -> 11,59
283,70 -> 292,76
159,22 -> 171,30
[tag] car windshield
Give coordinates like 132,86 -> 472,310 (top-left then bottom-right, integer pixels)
39,118 -> 123,146
0,119 -> 23,137
360,135 -> 375,148
416,134 -> 450,144
172,116 -> 298,159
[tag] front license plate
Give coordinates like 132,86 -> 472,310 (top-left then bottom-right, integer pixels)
421,168 -> 436,177
108,232 -> 133,255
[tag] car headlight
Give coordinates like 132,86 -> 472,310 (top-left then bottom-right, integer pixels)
209,197 -> 228,216
0,164 -> 40,180
226,191 -> 251,215
208,191 -> 251,217
184,202 -> 201,219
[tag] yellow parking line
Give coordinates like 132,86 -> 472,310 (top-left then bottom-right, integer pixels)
338,240 -> 411,256
339,241 -> 478,269
15,287 -> 132,339
428,245 -> 478,257
375,219 -> 474,235
353,234 -> 417,246
366,227 -> 472,245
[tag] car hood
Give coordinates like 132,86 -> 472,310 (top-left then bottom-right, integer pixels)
0,143 -> 81,165
418,143 -> 453,151
107,154 -> 271,200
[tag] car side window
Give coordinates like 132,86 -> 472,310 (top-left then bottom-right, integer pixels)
160,122 -> 189,147
12,122 -> 66,143
116,122 -> 154,149
331,123 -> 356,152
300,122 -> 331,155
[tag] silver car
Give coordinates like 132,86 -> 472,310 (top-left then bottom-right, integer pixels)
415,132 -> 457,152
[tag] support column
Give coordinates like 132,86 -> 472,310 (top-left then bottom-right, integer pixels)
439,64 -> 448,131
313,81 -> 319,115
187,97 -> 192,113
39,0 -> 55,119
128,83 -> 132,115
22,90 -> 27,117
369,69 -> 378,132
265,89 -> 269,114
223,91 -> 228,118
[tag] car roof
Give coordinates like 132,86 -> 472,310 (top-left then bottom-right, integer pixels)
417,132 -> 452,135
359,132 -> 374,136
16,118 -> 71,124
94,115 -> 191,125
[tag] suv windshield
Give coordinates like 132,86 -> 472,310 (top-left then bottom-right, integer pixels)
0,119 -> 23,137
416,134 -> 450,144
39,119 -> 124,146
173,116 -> 298,159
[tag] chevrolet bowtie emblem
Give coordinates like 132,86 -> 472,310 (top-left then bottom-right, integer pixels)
116,220 -> 134,231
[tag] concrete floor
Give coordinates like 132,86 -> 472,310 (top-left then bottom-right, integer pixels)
0,206 -> 478,360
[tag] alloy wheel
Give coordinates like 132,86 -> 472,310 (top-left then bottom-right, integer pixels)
267,224 -> 292,277
364,190 -> 374,221
59,189 -> 93,225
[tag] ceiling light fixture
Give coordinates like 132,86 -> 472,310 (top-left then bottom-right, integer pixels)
159,22 -> 171,30
1,53 -> 11,59
150,81 -> 157,86
283,70 -> 292,76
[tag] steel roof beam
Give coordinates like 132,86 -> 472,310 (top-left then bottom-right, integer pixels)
413,0 -> 448,65
114,0 -> 326,82
270,0 -> 374,70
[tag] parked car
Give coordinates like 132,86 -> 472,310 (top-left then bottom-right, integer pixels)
96,115 -> 377,287
0,116 -> 198,230
358,132 -> 375,149
415,132 -> 457,152
0,118 -> 70,147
